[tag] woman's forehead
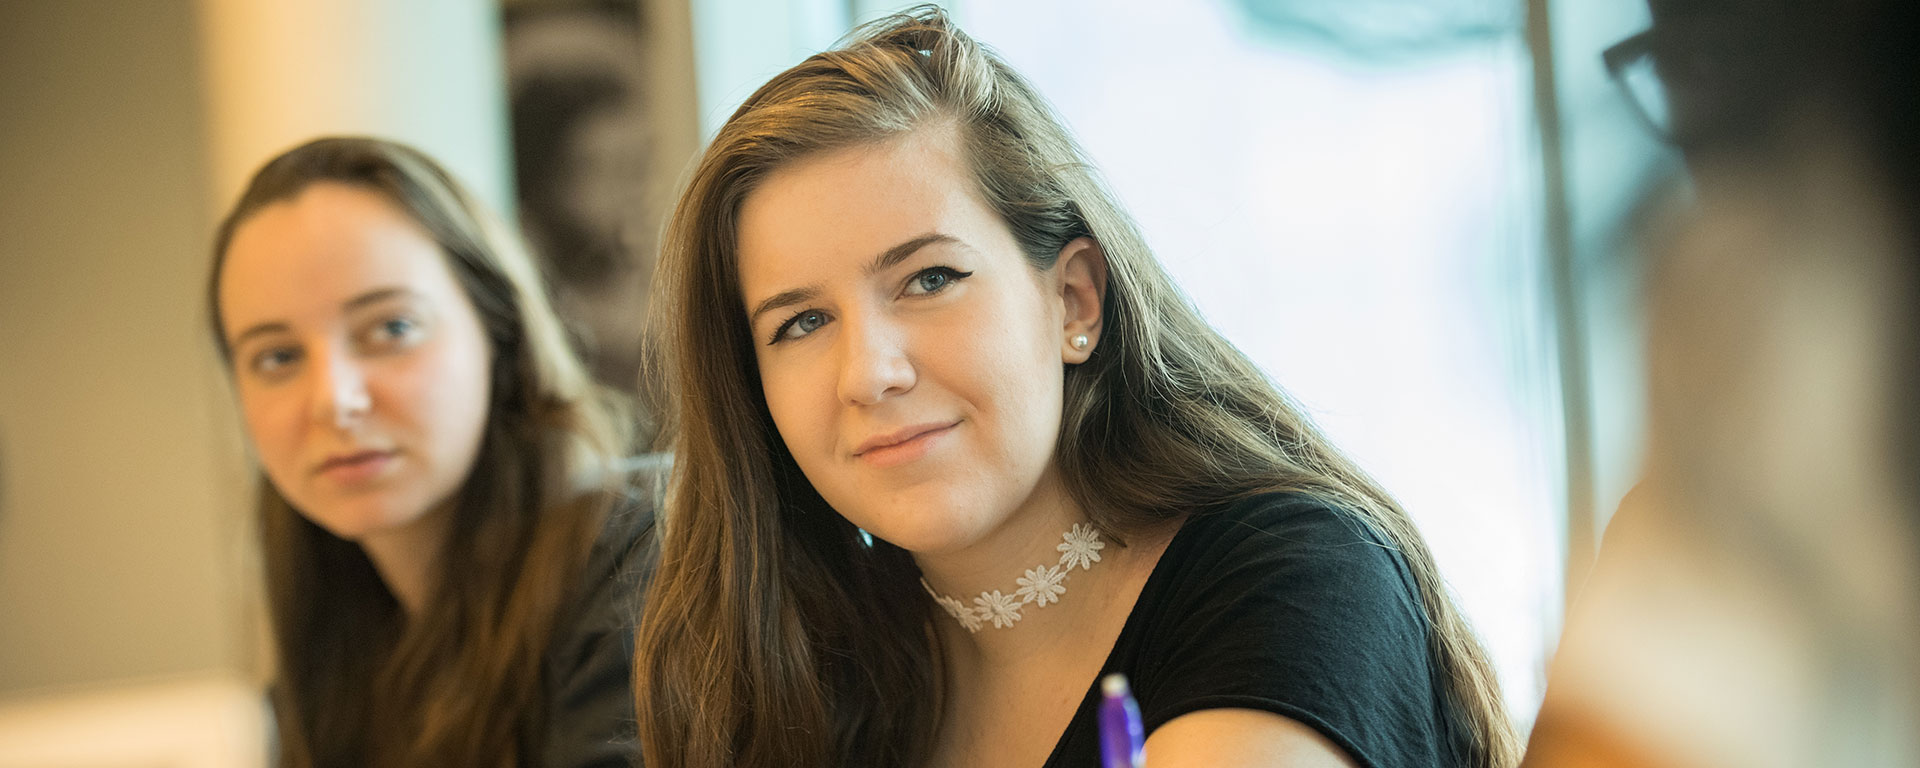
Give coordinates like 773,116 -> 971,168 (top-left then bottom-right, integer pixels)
219,184 -> 459,332
733,129 -> 1003,288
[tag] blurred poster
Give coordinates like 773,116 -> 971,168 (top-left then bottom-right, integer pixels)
504,0 -> 655,398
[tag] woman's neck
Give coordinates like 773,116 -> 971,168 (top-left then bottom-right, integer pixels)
358,503 -> 455,618
913,477 -> 1142,666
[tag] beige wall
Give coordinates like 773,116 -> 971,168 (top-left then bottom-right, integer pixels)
0,0 -> 254,693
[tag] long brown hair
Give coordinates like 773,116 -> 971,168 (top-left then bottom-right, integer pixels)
207,137 -> 634,768
634,7 -> 1519,767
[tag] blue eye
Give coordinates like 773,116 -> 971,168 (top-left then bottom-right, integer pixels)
904,266 -> 972,297
363,315 -> 424,349
250,347 -> 301,377
771,310 -> 830,344
377,317 -> 416,339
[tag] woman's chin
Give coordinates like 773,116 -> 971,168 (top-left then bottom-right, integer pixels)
861,513 -> 999,559
298,497 -> 434,543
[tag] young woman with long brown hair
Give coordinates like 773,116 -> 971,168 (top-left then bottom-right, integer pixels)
633,8 -> 1518,767
208,136 -> 654,768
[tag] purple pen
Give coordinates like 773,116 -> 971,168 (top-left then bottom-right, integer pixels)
1099,673 -> 1145,768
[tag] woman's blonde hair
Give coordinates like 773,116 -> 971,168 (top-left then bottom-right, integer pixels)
634,7 -> 1519,767
207,136 -> 634,768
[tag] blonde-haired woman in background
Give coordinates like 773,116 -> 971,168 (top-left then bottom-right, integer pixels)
208,137 -> 654,768
633,8 -> 1518,768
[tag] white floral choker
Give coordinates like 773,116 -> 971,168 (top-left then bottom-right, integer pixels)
921,523 -> 1106,632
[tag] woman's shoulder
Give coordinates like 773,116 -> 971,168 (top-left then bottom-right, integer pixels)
1160,487 -> 1425,630
535,454 -> 670,768
547,452 -> 668,665
1124,488 -> 1432,697
1108,491 -> 1444,768
587,452 -> 671,602
1161,490 -> 1404,578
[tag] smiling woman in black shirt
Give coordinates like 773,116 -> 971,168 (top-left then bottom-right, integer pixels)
631,7 -> 1518,768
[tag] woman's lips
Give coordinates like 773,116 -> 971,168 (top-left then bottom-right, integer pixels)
316,450 -> 399,484
855,422 -> 958,468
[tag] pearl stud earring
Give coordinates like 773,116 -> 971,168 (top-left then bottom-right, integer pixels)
1071,334 -> 1089,350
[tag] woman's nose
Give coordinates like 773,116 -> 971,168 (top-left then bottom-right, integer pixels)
310,345 -> 371,429
835,315 -> 916,406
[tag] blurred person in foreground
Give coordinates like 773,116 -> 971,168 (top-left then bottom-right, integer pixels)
1523,0 -> 1920,766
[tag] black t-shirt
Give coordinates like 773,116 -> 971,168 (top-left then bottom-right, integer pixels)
1041,492 -> 1464,768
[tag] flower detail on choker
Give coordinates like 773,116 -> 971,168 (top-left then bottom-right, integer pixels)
1016,565 -> 1066,607
975,590 -> 1023,628
1058,523 -> 1106,570
931,592 -> 983,632
922,523 -> 1106,633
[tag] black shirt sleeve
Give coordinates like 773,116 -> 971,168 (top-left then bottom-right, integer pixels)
1047,492 -> 1456,768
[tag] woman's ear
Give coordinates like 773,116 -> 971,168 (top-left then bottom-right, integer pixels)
1055,236 -> 1107,364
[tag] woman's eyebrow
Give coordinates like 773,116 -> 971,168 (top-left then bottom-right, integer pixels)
342,286 -> 423,312
747,233 -> 963,328
229,321 -> 292,350
863,232 -> 958,276
228,287 -> 424,349
748,285 -> 821,329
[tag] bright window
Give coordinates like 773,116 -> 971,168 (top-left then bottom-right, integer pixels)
964,0 -> 1565,721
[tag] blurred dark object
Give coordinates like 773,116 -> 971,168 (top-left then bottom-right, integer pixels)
505,0 -> 655,396
1599,3 -> 1784,150
514,66 -> 634,287
1605,0 -> 1919,196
